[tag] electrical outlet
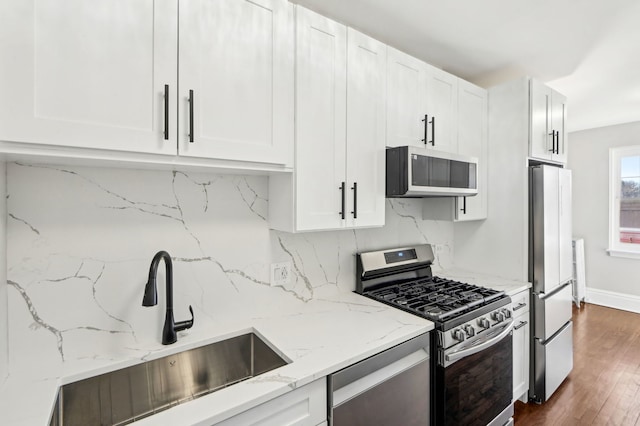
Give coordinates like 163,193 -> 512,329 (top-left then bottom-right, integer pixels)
270,261 -> 292,286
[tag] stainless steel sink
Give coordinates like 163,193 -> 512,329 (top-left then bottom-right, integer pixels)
49,332 -> 288,426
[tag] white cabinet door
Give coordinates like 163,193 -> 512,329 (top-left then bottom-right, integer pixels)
385,47 -> 427,148
0,0 -> 177,154
551,91 -> 568,163
512,308 -> 530,402
178,0 -> 294,165
425,65 -> 458,153
294,6 -> 347,231
529,79 -> 553,161
345,28 -> 386,229
455,80 -> 487,221
216,379 -> 327,426
530,80 -> 568,164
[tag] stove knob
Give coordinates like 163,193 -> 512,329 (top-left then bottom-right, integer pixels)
478,318 -> 490,329
492,311 -> 505,323
452,329 -> 466,342
463,324 -> 476,337
502,309 -> 512,319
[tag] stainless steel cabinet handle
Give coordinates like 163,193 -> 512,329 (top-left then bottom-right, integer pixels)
514,320 -> 528,330
188,90 -> 194,143
548,131 -> 555,153
351,182 -> 358,219
163,84 -> 169,140
513,302 -> 527,311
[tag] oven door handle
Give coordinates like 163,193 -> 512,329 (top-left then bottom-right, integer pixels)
444,321 -> 512,365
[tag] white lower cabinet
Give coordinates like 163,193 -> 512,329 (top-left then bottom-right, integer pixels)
511,289 -> 530,402
216,379 -> 326,426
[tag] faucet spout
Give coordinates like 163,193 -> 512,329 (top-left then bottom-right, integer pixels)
142,251 -> 194,345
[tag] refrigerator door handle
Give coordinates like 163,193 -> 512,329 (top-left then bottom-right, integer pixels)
537,280 -> 572,300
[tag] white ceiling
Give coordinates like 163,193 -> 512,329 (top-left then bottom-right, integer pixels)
292,0 -> 640,133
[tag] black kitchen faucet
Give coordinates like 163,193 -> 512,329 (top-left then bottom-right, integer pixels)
142,250 -> 194,345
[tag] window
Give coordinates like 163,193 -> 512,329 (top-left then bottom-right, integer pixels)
609,146 -> 640,258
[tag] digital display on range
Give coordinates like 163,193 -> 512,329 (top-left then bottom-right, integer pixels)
384,249 -> 417,264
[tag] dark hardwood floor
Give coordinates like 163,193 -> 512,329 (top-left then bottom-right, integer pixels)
514,303 -> 640,425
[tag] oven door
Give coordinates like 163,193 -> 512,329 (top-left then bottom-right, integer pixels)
435,321 -> 513,426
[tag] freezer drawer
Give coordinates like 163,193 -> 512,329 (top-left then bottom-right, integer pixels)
532,321 -> 573,403
533,283 -> 572,340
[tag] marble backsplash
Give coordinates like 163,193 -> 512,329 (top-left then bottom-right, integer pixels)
5,162 -> 453,373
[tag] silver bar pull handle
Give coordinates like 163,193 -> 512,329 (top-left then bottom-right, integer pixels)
514,320 -> 528,330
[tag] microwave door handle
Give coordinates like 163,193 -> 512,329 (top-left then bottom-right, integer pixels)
444,321 -> 512,364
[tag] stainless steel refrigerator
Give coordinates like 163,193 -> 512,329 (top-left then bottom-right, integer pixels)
529,164 -> 574,403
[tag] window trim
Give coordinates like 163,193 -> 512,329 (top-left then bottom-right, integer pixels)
608,146 -> 640,258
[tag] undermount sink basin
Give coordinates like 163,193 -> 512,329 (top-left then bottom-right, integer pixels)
49,332 -> 289,426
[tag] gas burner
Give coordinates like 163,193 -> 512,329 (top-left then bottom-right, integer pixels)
364,275 -> 505,322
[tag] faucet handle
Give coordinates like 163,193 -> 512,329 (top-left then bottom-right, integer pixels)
175,305 -> 194,332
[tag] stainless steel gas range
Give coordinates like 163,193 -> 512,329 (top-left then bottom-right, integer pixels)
356,244 -> 514,426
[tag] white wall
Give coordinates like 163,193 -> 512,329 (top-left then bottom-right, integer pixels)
0,161 -> 7,382
5,162 -> 453,375
568,121 -> 640,300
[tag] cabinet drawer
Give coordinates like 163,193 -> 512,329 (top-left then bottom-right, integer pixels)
216,378 -> 326,426
511,289 -> 530,314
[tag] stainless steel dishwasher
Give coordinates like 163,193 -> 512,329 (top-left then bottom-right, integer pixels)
328,333 -> 430,426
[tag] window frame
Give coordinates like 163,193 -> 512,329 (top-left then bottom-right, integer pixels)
608,146 -> 640,259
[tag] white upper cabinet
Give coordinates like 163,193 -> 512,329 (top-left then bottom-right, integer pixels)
530,79 -> 567,163
455,80 -> 488,221
386,47 -> 427,148
291,6 -> 347,231
269,7 -> 386,232
425,65 -> 459,154
0,0 -> 177,155
178,0 -> 293,165
345,28 -> 387,228
385,48 -> 458,154
0,0 -> 294,167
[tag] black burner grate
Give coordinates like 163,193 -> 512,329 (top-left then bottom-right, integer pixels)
366,276 -> 504,321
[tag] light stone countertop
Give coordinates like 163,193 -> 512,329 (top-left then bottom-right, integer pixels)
0,286 -> 434,426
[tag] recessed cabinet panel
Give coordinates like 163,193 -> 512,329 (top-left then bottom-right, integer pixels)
178,0 -> 293,165
0,0 -> 177,154
294,6 -> 347,231
551,93 -> 568,163
455,81 -> 487,221
345,28 -> 386,228
386,47 -> 426,148
530,79 -> 551,160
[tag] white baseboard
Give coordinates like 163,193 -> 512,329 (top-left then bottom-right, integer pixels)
586,287 -> 640,314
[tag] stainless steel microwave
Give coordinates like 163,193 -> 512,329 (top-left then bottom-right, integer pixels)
386,146 -> 478,197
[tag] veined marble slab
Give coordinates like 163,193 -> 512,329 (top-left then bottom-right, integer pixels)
2,162 -> 446,424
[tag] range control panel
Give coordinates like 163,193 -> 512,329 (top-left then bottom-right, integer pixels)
438,305 -> 513,350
